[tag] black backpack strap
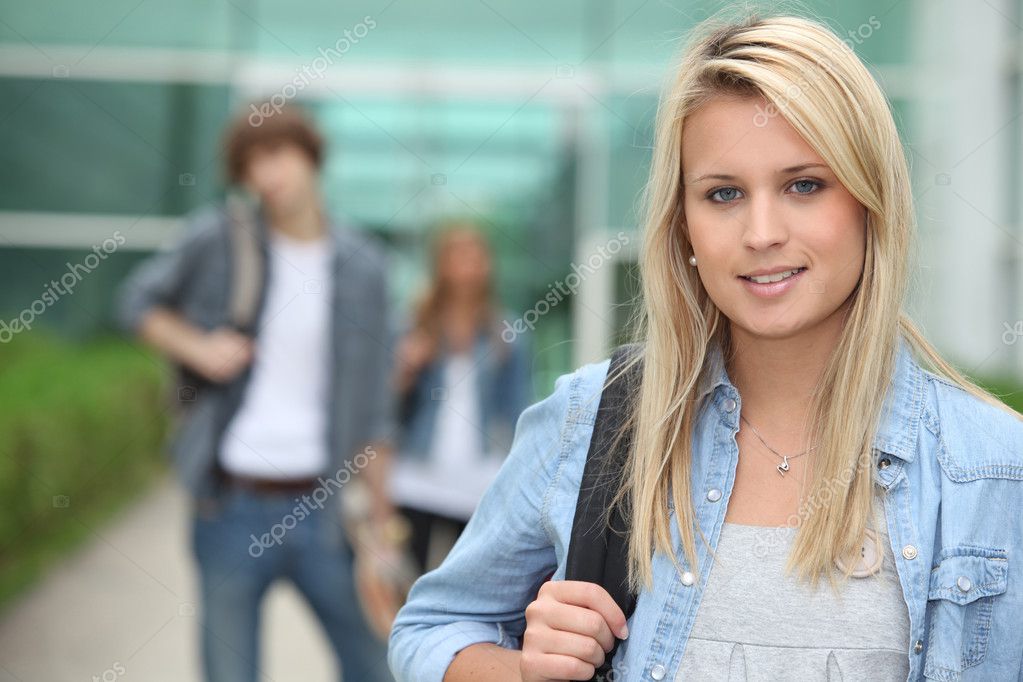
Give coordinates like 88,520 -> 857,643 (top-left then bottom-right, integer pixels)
564,343 -> 643,680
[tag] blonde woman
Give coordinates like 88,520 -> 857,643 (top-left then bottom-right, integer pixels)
388,12 -> 1023,682
390,223 -> 533,574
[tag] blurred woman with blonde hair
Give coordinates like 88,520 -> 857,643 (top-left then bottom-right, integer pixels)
389,221 -> 533,575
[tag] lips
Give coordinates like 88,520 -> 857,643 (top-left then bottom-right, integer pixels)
737,265 -> 808,299
739,267 -> 807,284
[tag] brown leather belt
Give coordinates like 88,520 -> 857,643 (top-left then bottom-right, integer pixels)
223,472 -> 321,495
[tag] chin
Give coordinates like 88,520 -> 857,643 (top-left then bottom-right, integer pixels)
263,193 -> 299,215
732,314 -> 811,341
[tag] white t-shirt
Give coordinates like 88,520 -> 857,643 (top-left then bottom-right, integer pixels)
219,231 -> 333,479
389,351 -> 506,520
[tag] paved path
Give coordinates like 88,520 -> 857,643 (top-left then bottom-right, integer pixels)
0,475 -> 339,681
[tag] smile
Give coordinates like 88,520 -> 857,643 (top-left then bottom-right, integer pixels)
740,267 -> 806,284
737,266 -> 808,298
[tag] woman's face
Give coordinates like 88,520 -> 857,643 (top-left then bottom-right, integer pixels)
681,94 -> 867,343
439,230 -> 492,292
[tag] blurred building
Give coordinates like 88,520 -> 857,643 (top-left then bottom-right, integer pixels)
0,0 -> 1019,385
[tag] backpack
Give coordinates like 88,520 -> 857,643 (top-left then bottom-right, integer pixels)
564,342 -> 644,681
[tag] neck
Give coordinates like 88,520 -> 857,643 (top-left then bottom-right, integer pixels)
266,193 -> 325,241
726,320 -> 844,445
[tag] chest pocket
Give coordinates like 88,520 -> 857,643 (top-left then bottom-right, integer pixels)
923,546 -> 1008,681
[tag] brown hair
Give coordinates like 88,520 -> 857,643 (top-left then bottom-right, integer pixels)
222,103 -> 324,184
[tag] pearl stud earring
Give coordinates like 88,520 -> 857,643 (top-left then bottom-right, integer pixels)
688,255 -> 697,266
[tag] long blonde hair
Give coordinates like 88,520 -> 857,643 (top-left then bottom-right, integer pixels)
609,10 -> 1022,592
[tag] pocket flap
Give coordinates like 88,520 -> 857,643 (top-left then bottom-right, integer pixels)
928,548 -> 1008,605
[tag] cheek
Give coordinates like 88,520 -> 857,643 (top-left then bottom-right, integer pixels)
272,153 -> 307,186
687,220 -> 734,277
287,159 -> 309,186
811,204 -> 867,279
682,199 -> 719,255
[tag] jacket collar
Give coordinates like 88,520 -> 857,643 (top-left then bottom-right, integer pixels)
254,201 -> 363,262
696,334 -> 924,463
871,334 -> 925,463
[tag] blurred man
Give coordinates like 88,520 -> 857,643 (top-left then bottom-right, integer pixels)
117,104 -> 397,682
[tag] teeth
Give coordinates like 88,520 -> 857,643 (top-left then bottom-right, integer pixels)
746,268 -> 802,284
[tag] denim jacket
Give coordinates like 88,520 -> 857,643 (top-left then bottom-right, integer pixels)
115,203 -> 395,516
388,335 -> 1023,682
396,326 -> 533,463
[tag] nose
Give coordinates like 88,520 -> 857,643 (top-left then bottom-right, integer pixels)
740,193 -> 789,251
253,164 -> 280,190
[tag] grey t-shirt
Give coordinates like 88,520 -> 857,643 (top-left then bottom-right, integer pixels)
675,509 -> 910,681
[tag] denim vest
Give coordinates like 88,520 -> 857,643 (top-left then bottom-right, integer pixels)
395,326 -> 533,463
389,335 -> 1023,682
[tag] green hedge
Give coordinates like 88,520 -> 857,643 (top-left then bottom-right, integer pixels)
0,334 -> 170,609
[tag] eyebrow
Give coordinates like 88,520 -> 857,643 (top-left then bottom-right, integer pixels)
688,163 -> 829,184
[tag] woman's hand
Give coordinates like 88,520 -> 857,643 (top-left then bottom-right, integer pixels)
394,330 -> 436,393
520,580 -> 629,682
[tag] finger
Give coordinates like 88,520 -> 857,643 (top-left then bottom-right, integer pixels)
224,341 -> 252,359
529,627 -> 607,667
221,349 -> 251,369
520,651 -> 595,682
544,581 -> 629,640
539,603 -> 616,652
213,359 -> 241,380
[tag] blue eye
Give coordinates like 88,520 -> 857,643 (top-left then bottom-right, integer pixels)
708,187 -> 741,203
790,179 -> 821,194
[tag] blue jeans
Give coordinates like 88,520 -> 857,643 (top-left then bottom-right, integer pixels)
191,486 -> 394,682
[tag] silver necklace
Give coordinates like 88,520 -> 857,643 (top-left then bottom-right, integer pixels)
739,413 -> 818,476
